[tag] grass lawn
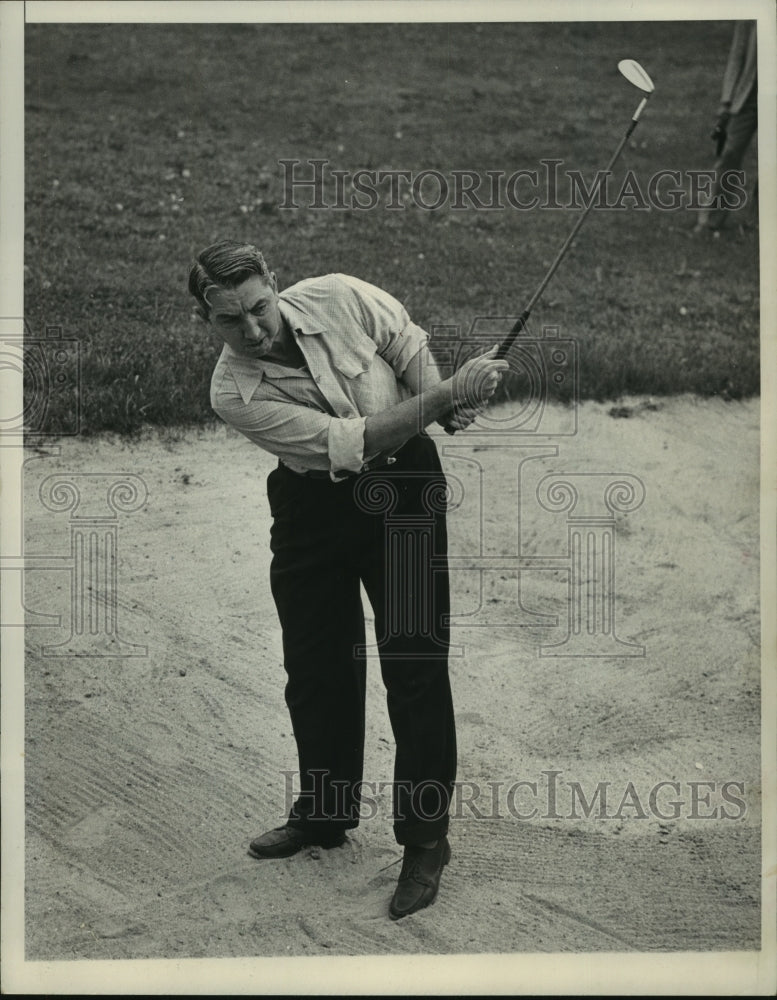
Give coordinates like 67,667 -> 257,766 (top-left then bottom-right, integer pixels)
24,19 -> 760,435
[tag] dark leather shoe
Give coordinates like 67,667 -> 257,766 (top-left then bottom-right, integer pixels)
247,824 -> 346,859
389,837 -> 451,920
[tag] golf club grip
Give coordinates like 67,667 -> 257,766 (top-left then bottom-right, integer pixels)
443,310 -> 530,434
496,308 -> 531,359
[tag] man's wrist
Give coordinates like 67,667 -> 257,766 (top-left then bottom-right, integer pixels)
424,379 -> 455,425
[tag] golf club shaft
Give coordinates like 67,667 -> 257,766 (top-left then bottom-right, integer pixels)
444,94 -> 650,432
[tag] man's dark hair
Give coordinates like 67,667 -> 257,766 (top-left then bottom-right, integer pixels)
188,239 -> 271,320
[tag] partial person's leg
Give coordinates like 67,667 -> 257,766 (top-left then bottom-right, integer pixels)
698,88 -> 758,232
355,435 -> 457,849
267,468 -> 367,840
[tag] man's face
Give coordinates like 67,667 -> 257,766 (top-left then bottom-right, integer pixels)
207,273 -> 284,358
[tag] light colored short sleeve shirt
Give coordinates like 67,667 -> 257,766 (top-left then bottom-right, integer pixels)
210,273 -> 428,479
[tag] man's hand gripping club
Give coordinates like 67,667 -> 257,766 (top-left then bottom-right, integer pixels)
362,345 -> 508,458
438,345 -> 507,431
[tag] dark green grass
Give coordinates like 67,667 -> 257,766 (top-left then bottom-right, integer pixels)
24,20 -> 759,435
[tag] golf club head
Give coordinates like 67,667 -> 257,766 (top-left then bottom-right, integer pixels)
618,59 -> 655,94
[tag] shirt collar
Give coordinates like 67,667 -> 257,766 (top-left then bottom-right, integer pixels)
222,295 -> 325,405
279,294 -> 325,337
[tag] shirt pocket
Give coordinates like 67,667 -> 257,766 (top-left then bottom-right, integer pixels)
332,336 -> 378,379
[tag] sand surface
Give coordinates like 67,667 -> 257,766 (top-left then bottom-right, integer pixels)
19,396 -> 761,962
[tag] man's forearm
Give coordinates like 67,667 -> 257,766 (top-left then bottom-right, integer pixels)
363,380 -> 453,457
363,341 -> 507,459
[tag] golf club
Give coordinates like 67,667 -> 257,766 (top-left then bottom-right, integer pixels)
444,58 -> 655,434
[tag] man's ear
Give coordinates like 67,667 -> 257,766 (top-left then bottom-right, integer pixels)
269,271 -> 278,291
201,285 -> 216,323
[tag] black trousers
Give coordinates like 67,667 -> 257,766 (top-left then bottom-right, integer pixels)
267,433 -> 456,846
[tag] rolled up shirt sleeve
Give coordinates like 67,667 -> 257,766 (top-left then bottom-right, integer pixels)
327,416 -> 367,475
213,389 -> 366,479
336,274 -> 429,376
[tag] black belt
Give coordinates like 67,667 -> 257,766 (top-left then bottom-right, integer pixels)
280,455 -> 397,481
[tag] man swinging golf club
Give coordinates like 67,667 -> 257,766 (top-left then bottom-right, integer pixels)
188,240 -> 507,919
188,58 -> 653,921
